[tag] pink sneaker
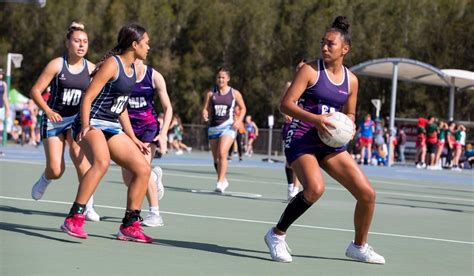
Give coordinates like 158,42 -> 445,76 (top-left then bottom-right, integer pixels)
117,221 -> 153,243
61,214 -> 88,239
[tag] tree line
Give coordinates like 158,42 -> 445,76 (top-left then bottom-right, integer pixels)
0,0 -> 472,126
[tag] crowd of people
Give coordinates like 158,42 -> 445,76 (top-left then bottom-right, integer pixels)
414,116 -> 470,171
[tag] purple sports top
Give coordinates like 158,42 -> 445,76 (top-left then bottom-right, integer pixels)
284,59 -> 350,160
128,65 -> 158,131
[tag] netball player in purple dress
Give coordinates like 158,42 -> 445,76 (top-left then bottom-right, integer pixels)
122,58 -> 172,227
264,16 -> 385,264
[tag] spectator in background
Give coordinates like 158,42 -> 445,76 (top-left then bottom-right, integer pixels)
451,124 -> 466,171
171,115 -> 192,154
244,115 -> 259,157
397,127 -> 407,164
434,121 -> 448,170
462,143 -> 474,169
425,116 -> 438,170
358,113 -> 374,165
0,69 -> 11,150
415,116 -> 428,168
445,121 -> 457,168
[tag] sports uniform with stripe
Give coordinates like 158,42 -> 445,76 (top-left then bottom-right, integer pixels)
73,55 -> 136,138
284,59 -> 350,164
207,87 -> 236,140
41,56 -> 90,138
128,65 -> 159,143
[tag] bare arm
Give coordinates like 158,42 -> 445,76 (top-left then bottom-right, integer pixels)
232,90 -> 246,129
30,58 -> 62,122
341,71 -> 358,122
280,63 -> 335,137
201,91 -> 213,122
152,69 -> 173,154
78,57 -> 117,140
119,108 -> 149,154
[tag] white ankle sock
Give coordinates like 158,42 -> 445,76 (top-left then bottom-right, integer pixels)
150,206 -> 160,215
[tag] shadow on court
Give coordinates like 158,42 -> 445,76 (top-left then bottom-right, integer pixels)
154,238 -> 357,263
0,205 -> 66,218
0,221 -> 80,244
378,200 -> 474,214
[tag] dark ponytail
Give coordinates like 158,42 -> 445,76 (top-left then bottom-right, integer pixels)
327,16 -> 351,46
92,23 -> 147,77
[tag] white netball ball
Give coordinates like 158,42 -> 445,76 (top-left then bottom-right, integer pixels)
318,112 -> 354,148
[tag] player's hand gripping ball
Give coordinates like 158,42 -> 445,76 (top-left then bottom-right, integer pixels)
318,112 -> 354,148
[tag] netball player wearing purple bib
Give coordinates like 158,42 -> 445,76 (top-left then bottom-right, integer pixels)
122,58 -> 172,227
30,22 -> 100,221
264,16 -> 385,264
202,67 -> 246,193
61,24 -> 153,243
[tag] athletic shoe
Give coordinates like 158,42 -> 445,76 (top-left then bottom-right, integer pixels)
215,179 -> 229,193
451,167 -> 462,171
186,147 -> 192,153
345,241 -> 385,264
61,214 -> 88,239
142,212 -> 164,227
264,228 -> 292,262
175,150 -> 183,155
31,175 -> 51,200
152,166 -> 165,200
117,221 -> 153,243
85,208 -> 101,222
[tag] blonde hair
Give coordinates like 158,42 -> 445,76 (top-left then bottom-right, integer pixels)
66,21 -> 85,39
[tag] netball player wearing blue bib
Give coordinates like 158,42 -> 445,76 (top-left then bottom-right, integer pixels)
61,24 -> 153,243
264,16 -> 385,264
30,22 -> 101,221
122,58 -> 173,227
202,67 -> 246,193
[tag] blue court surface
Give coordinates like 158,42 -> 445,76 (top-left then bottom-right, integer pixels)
0,144 -> 473,275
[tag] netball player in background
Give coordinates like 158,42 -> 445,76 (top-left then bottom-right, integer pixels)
202,67 -> 246,193
30,22 -> 100,221
281,59 -> 305,200
122,58 -> 172,227
265,16 -> 385,264
61,24 -> 153,243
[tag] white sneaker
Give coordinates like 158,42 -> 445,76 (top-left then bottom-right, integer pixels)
175,150 -> 183,155
142,212 -> 164,227
186,147 -> 192,153
264,228 -> 292,263
85,208 -> 101,222
31,175 -> 51,200
345,241 -> 385,264
215,179 -> 229,193
152,166 -> 165,200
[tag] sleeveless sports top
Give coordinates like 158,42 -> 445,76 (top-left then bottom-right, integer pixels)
48,56 -> 90,117
128,65 -> 157,127
291,59 -> 350,136
209,87 -> 235,127
90,55 -> 136,123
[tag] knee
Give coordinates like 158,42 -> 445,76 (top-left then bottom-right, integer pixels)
218,151 -> 228,160
303,184 -> 325,203
359,187 -> 376,205
93,158 -> 110,173
46,166 -> 64,179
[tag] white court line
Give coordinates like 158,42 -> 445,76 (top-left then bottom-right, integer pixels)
0,195 -> 472,245
2,159 -> 473,202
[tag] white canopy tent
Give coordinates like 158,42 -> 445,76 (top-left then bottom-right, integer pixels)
350,57 -> 474,165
